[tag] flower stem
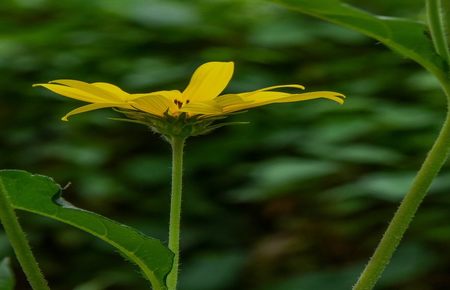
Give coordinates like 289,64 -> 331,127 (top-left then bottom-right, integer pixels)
0,178 -> 50,290
167,136 -> 186,290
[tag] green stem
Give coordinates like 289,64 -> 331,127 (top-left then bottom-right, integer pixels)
353,80 -> 450,289
427,0 -> 450,63
0,179 -> 50,290
167,136 -> 185,290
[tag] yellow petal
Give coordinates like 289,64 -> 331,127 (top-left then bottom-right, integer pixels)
219,84 -> 304,112
182,62 -> 234,102
130,95 -> 172,117
91,82 -> 131,101
180,101 -> 223,115
267,91 -> 345,104
132,90 -> 182,102
224,91 -> 345,113
33,83 -> 107,103
51,79 -> 124,102
214,94 -> 254,113
130,90 -> 182,114
214,94 -> 247,107
246,84 -> 305,94
62,103 -> 124,121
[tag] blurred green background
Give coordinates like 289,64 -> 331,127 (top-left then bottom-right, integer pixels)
1,0 -> 450,289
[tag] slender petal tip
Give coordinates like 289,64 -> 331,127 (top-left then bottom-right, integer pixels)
333,92 -> 346,104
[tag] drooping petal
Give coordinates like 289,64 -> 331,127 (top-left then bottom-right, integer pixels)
180,101 -> 223,115
62,103 -> 126,121
223,91 -> 345,113
182,62 -> 234,102
33,83 -> 107,103
50,80 -> 124,102
130,95 -> 173,117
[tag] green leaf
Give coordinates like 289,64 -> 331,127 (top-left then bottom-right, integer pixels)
0,257 -> 15,290
0,170 -> 173,290
275,0 -> 446,77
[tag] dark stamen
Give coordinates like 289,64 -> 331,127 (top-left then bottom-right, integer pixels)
173,99 -> 183,109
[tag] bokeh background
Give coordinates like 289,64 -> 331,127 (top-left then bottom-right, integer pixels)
1,0 -> 450,289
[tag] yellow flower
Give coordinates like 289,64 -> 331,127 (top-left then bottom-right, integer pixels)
34,61 -> 344,122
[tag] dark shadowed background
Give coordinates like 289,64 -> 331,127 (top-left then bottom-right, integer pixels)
1,0 -> 449,289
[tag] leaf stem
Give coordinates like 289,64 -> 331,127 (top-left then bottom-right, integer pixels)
167,136 -> 185,290
353,80 -> 450,289
0,178 -> 50,290
427,0 -> 450,64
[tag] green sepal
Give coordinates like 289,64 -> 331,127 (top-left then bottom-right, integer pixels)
114,109 -> 249,139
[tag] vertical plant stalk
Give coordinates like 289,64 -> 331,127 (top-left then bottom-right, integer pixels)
0,178 -> 50,290
353,3 -> 450,289
353,102 -> 450,290
167,136 -> 186,290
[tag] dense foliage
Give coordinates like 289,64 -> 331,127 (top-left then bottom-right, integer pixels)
0,0 -> 449,289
